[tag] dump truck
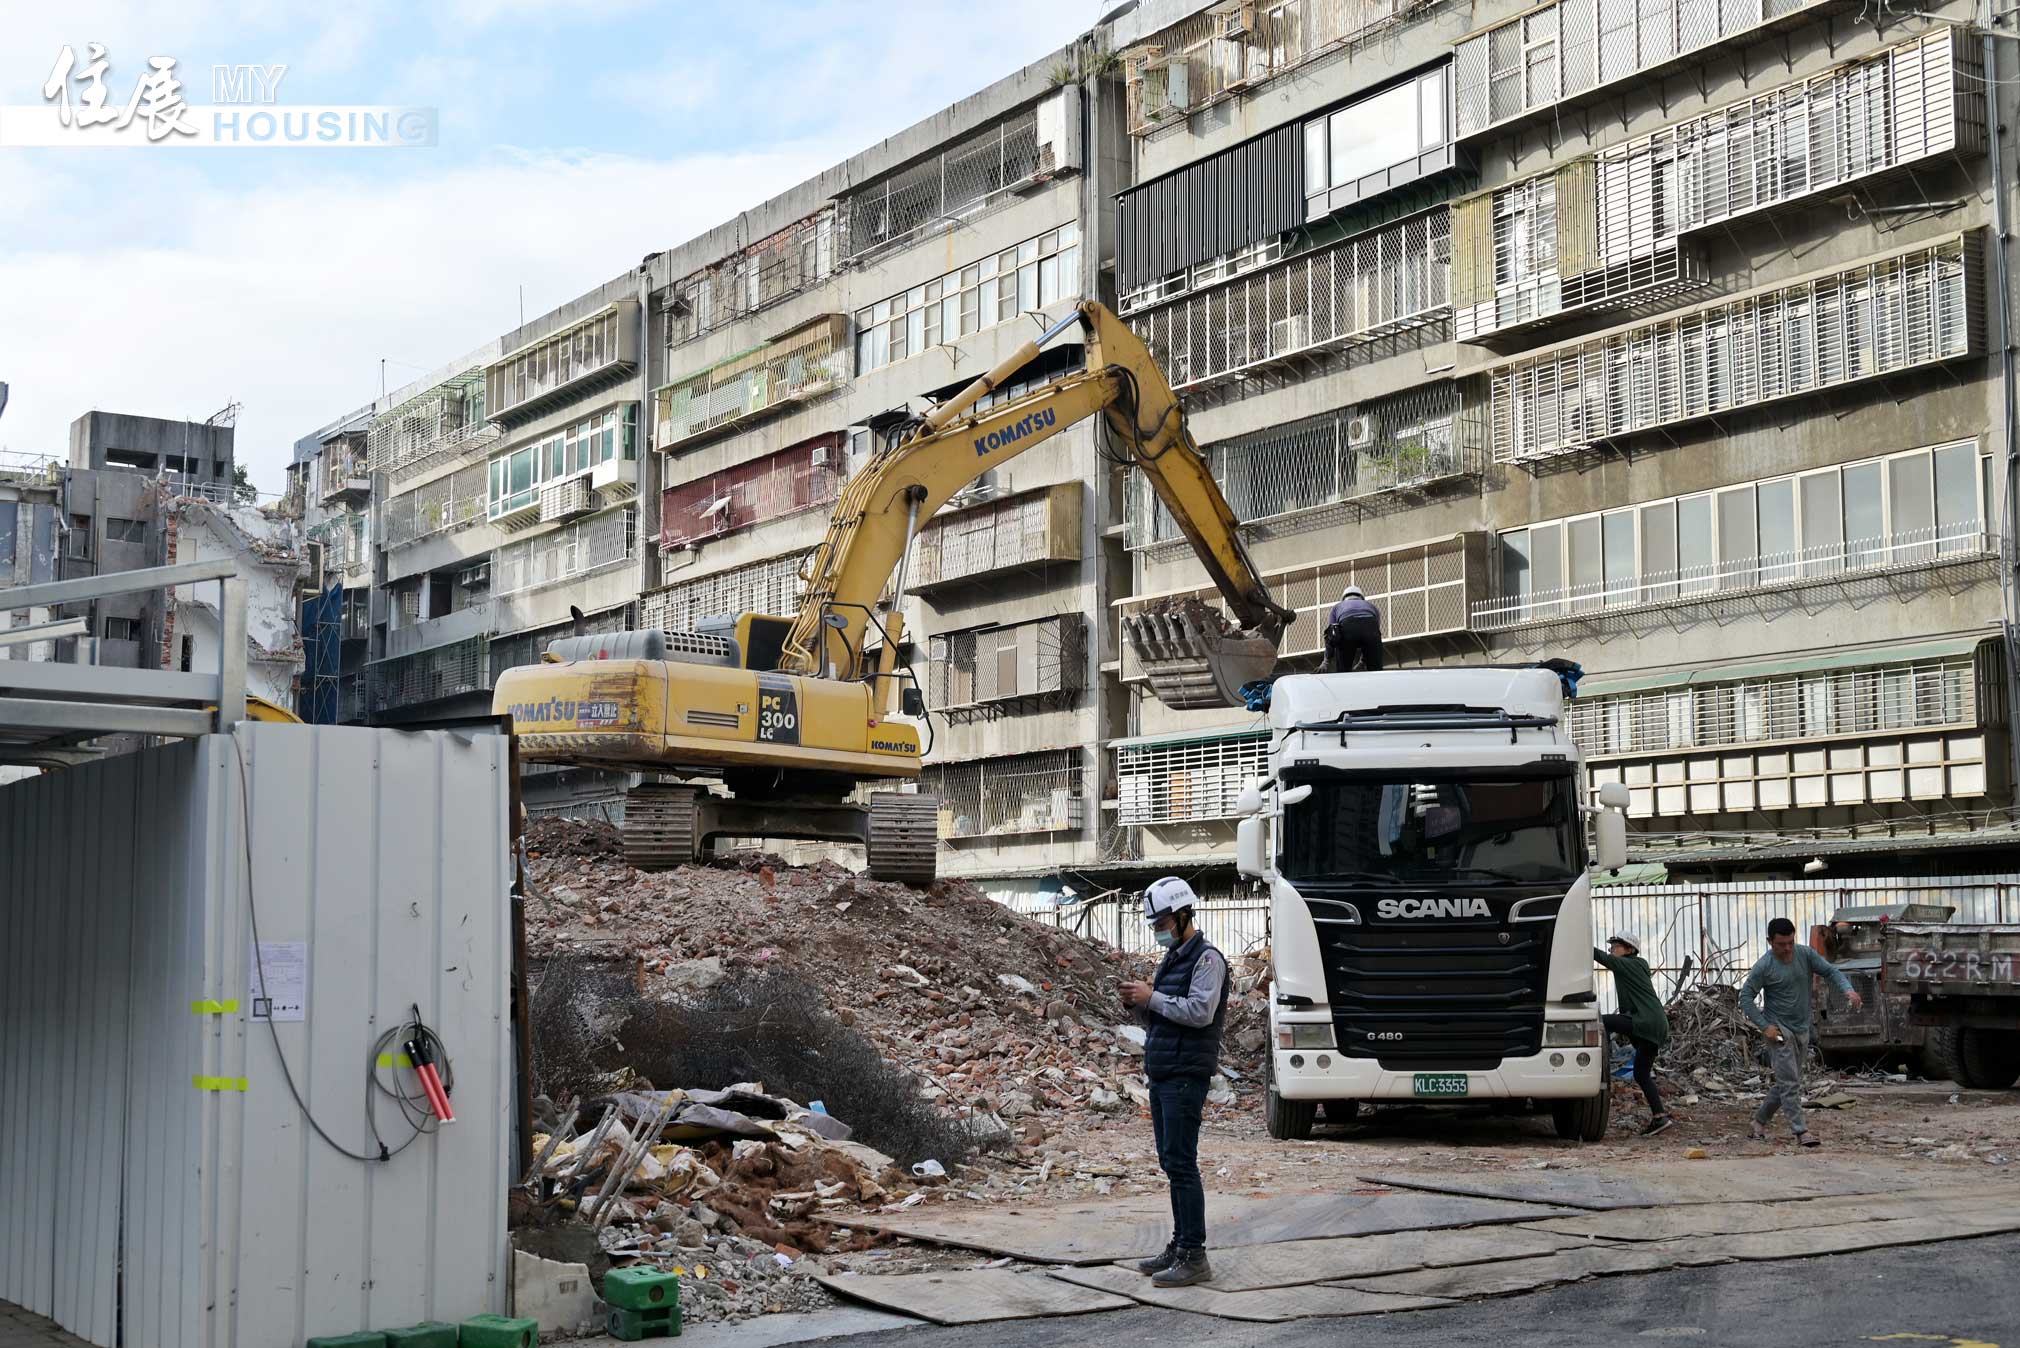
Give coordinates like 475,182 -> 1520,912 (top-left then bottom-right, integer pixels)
1234,663 -> 1630,1141
1879,917 -> 2020,1089
1810,902 -> 1957,1074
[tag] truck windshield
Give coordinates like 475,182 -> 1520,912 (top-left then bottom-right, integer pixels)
1278,774 -> 1583,886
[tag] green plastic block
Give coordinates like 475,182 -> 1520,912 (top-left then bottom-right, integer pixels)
382,1324 -> 459,1348
605,1303 -> 681,1341
459,1313 -> 539,1348
305,1335 -> 387,1348
602,1265 -> 681,1311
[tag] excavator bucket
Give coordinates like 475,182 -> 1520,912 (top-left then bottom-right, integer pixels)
1123,602 -> 1281,710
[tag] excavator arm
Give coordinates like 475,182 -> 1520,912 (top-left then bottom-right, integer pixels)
780,300 -> 1292,709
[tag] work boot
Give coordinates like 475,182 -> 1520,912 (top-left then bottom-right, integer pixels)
1640,1115 -> 1674,1137
1152,1248 -> 1213,1288
1134,1242 -> 1177,1276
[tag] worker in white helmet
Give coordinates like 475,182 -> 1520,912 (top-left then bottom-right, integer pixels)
1324,583 -> 1383,672
1119,876 -> 1228,1287
1593,932 -> 1673,1136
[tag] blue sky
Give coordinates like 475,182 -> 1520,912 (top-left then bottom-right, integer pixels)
0,0 -> 1101,490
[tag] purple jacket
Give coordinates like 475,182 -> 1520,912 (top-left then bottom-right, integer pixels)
1328,596 -> 1380,627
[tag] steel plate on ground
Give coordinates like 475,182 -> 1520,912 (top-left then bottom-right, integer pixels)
813,1269 -> 1132,1325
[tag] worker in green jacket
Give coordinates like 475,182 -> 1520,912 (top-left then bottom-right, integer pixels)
1594,933 -> 1673,1136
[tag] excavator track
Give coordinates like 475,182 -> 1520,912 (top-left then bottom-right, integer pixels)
623,783 -> 701,871
865,792 -> 939,886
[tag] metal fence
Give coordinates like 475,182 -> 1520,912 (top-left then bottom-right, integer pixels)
1005,891 -> 1274,960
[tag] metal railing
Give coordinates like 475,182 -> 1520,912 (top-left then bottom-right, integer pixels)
381,460 -> 490,550
654,317 -> 847,451
491,506 -> 636,597
920,749 -> 1084,839
1116,729 -> 1269,826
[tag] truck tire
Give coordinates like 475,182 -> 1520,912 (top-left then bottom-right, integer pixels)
1551,1087 -> 1610,1142
1264,1052 -> 1315,1141
1958,1028 -> 2020,1090
1927,1026 -> 1967,1085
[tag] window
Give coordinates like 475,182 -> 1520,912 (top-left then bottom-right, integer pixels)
105,517 -> 145,544
1303,65 -> 1452,210
1488,440 -> 1985,624
179,635 -> 193,672
487,404 -> 638,517
103,617 -> 140,642
855,224 -> 1079,375
66,514 -> 91,560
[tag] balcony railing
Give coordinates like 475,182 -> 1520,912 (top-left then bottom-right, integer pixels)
1473,521 -> 1998,631
487,302 -> 640,425
920,749 -> 1085,840
1486,233 -> 1982,464
654,316 -> 848,452
638,552 -> 806,635
491,505 -> 637,597
1128,209 -> 1450,392
1115,729 -> 1269,826
381,460 -> 490,550
368,372 -> 497,480
911,483 -> 1081,592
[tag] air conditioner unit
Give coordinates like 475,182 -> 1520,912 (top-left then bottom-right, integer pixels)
1272,314 -> 1312,352
458,561 -> 491,589
1346,412 -> 1382,448
1145,58 -> 1190,116
540,476 -> 594,523
810,445 -> 831,469
1219,0 -> 1259,39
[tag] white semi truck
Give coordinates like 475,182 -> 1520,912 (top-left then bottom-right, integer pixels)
1234,665 -> 1630,1142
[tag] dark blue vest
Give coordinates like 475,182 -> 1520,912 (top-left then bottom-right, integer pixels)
1143,932 -> 1229,1083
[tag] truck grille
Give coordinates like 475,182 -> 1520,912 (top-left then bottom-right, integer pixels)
1307,891 -> 1556,1071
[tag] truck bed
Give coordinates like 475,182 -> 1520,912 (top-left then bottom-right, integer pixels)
1882,924 -> 2020,999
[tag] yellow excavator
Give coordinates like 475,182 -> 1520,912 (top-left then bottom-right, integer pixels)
492,300 -> 1292,881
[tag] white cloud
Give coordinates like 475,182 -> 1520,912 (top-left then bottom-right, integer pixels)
0,142 -> 851,489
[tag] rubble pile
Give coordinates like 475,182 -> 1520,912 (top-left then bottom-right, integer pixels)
1657,982 -> 1772,1087
521,819 -> 1264,1134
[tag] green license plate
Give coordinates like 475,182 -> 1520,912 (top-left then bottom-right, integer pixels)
1412,1073 -> 1470,1097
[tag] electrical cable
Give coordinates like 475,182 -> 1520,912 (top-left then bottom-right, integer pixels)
231,736 -> 452,1164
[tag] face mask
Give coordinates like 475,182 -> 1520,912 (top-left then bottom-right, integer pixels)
1155,928 -> 1180,950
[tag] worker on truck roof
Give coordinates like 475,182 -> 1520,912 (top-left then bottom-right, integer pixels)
1594,933 -> 1674,1137
1120,877 -> 1229,1288
1741,917 -> 1862,1148
1324,584 -> 1384,673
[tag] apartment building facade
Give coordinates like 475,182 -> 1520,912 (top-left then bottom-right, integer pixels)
294,0 -> 2020,890
1109,0 -> 2017,882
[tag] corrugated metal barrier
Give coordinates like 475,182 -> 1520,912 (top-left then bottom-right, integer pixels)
0,725 -> 513,1347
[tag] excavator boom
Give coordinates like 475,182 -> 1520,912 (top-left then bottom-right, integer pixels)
783,300 -> 1289,709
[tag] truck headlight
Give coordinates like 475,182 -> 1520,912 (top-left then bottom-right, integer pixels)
1544,1022 -> 1595,1047
1278,1024 -> 1336,1050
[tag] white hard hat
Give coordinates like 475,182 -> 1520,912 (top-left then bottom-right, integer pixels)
1609,932 -> 1642,954
1343,584 -> 1364,598
1143,876 -> 1198,923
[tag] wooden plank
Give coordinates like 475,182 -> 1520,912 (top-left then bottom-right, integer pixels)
815,1269 -> 1131,1324
828,1190 -> 1573,1264
1049,1262 -> 1453,1323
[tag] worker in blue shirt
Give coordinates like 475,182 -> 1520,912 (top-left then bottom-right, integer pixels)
1739,917 -> 1862,1147
1324,584 -> 1383,672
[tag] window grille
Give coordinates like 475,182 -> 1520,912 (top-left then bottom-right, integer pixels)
368,636 -> 489,712
1127,385 -> 1472,548
486,305 -> 635,423
491,507 -> 637,597
921,748 -> 1085,838
382,460 -> 488,550
639,552 -> 806,634
1128,209 -> 1450,391
842,108 -> 1049,258
1116,731 -> 1268,825
1455,0 -> 1839,140
912,485 -> 1080,590
368,369 -> 497,479
654,317 -> 847,451
925,615 -> 1086,710
490,606 -> 630,677
1479,440 -> 1990,628
855,225 -> 1081,374
1487,234 -> 1981,464
660,437 -> 842,548
664,209 -> 837,347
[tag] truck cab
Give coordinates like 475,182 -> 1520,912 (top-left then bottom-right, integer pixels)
1236,666 -> 1629,1141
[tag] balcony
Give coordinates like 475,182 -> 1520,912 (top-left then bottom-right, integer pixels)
655,315 -> 848,452
639,551 -> 807,634
925,615 -> 1085,722
320,461 -> 371,505
1118,532 -> 1489,682
1577,637 -> 2005,819
1454,28 -> 1982,345
1453,0 -> 1843,143
367,635 -> 491,714
486,302 -> 640,426
920,749 -> 1085,840
1114,727 -> 1268,826
910,483 -> 1081,593
382,460 -> 489,551
1485,233 -> 1983,466
492,506 -> 638,598
368,370 -> 498,482
1128,209 -> 1451,393
660,435 -> 841,550
1127,385 -> 1477,550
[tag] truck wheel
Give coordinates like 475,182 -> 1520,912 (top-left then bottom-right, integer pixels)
1264,1052 -> 1315,1141
1551,1087 -> 1610,1142
1958,1028 -> 2020,1090
1927,1026 -> 1967,1086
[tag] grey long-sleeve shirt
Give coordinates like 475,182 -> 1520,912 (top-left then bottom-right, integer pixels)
1739,944 -> 1854,1037
1149,944 -> 1228,1028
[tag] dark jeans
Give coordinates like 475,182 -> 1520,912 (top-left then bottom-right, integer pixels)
1149,1075 -> 1208,1252
1325,617 -> 1384,672
1603,1012 -> 1665,1116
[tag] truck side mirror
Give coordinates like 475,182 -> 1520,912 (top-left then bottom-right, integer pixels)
1279,784 -> 1313,807
1235,779 -> 1266,816
1593,807 -> 1627,873
901,687 -> 926,717
1237,816 -> 1266,879
1596,781 -> 1630,810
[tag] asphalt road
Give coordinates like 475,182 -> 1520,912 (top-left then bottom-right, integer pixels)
823,1232 -> 2020,1348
